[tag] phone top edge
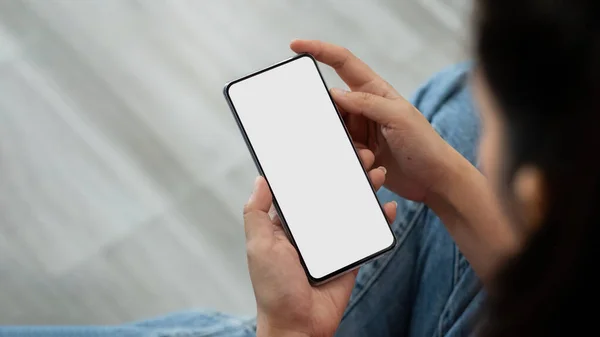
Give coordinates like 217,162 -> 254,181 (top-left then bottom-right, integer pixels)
223,53 -> 315,97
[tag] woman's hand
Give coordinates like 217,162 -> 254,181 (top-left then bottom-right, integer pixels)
290,40 -> 455,202
244,149 -> 396,337
290,40 -> 520,281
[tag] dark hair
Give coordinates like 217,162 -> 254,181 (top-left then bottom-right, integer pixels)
475,0 -> 600,336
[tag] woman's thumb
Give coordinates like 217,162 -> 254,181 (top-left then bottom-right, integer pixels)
243,176 -> 274,243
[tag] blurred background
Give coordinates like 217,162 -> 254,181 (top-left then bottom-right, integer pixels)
0,0 -> 470,325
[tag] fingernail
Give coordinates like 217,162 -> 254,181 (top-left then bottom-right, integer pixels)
391,201 -> 398,208
378,166 -> 387,174
331,88 -> 348,96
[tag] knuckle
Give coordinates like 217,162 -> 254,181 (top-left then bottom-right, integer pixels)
388,96 -> 411,115
400,100 -> 418,115
243,203 -> 255,217
341,47 -> 353,58
357,92 -> 374,107
358,91 -> 372,101
243,209 -> 257,225
391,95 -> 410,107
331,48 -> 352,69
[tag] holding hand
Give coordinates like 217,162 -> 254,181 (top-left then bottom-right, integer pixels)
246,39 -> 467,337
244,149 -> 396,337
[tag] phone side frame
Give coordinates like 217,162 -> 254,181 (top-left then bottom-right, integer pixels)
223,53 -> 397,285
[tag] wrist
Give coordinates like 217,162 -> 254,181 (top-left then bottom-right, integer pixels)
424,143 -> 471,209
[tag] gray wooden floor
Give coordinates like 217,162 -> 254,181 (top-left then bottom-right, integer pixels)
0,0 -> 470,325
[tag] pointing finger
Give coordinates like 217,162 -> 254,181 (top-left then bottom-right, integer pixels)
291,39 -> 399,98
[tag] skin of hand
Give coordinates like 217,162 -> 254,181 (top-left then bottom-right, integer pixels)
244,148 -> 396,337
290,39 -> 455,202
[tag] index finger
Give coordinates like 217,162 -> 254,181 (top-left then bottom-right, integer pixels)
290,39 -> 399,99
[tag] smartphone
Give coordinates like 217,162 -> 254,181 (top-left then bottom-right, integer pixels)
223,53 -> 396,284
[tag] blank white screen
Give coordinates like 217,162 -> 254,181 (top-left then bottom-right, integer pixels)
227,55 -> 394,280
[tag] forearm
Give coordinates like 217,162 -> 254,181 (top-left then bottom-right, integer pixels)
425,145 -> 520,282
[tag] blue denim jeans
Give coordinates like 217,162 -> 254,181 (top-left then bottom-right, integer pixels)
0,63 -> 482,337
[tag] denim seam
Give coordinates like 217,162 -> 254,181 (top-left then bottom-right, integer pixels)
342,202 -> 427,319
436,245 -> 466,337
430,239 -> 459,337
435,265 -> 481,337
